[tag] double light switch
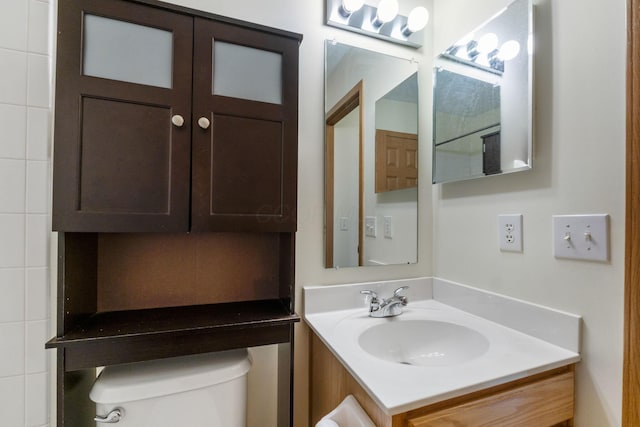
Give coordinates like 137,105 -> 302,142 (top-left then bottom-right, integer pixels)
552,214 -> 609,261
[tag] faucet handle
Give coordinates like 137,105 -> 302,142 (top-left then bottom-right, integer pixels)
393,286 -> 409,296
393,286 -> 409,306
360,290 -> 379,301
360,290 -> 380,312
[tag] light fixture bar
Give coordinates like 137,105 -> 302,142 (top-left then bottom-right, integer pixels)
325,0 -> 425,48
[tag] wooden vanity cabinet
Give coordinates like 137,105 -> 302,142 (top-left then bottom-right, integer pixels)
48,1 -> 301,426
310,333 -> 575,427
53,0 -> 300,233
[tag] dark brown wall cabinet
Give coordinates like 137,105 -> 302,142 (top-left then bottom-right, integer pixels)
53,0 -> 299,233
47,1 -> 301,426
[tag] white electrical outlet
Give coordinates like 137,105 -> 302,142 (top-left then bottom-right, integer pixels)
339,217 -> 349,231
383,216 -> 393,238
552,214 -> 609,261
365,216 -> 377,237
498,214 -> 523,252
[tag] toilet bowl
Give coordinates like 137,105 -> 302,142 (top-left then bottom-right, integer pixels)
90,349 -> 251,427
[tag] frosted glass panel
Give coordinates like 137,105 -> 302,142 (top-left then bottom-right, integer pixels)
213,41 -> 282,104
83,15 -> 173,88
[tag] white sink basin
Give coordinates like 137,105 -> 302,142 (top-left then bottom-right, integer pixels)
358,319 -> 490,367
304,279 -> 581,414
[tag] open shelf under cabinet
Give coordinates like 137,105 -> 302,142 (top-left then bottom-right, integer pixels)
47,299 -> 299,371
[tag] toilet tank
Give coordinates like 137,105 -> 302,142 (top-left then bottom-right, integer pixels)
90,349 -> 252,427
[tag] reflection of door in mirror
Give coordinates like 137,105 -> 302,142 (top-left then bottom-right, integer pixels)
482,131 -> 502,175
325,81 -> 364,268
375,131 -> 418,193
375,72 -> 419,194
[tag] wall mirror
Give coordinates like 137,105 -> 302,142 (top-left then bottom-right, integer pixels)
325,41 -> 418,268
432,0 -> 532,183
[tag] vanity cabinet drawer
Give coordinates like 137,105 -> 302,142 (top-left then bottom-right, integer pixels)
407,371 -> 574,427
311,332 -> 575,427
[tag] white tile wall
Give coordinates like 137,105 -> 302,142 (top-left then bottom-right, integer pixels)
26,108 -> 49,161
27,55 -> 50,108
0,49 -> 28,105
0,104 -> 27,159
0,375 -> 26,427
0,269 -> 25,323
0,159 -> 27,212
28,1 -> 49,55
0,0 -> 52,426
26,372 -> 49,426
26,268 -> 48,321
0,0 -> 28,52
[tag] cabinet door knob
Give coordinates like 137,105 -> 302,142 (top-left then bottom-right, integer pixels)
198,117 -> 211,130
171,115 -> 185,127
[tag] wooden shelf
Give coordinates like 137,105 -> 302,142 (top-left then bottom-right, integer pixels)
47,299 -> 299,371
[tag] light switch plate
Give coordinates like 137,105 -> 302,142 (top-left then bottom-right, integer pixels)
552,214 -> 609,261
365,216 -> 377,237
383,216 -> 393,238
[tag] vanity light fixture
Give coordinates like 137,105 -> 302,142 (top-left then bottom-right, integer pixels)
325,0 -> 428,48
445,33 -> 521,74
340,0 -> 365,17
403,6 -> 429,36
373,0 -> 399,27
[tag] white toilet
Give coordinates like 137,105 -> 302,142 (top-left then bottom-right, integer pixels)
90,349 -> 252,427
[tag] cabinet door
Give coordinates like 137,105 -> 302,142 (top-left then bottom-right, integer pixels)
52,0 -> 193,232
191,18 -> 299,232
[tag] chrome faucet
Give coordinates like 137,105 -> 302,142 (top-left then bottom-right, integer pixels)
360,286 -> 409,317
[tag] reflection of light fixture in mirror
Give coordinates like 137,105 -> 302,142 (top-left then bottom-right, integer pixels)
444,35 -> 521,74
373,0 -> 399,27
324,0 -> 427,48
465,40 -> 479,61
487,48 -> 503,70
498,40 -> 521,61
340,0 -> 365,17
477,33 -> 499,53
403,7 -> 429,36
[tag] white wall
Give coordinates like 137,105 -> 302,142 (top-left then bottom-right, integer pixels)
432,0 -> 626,425
0,0 -> 52,426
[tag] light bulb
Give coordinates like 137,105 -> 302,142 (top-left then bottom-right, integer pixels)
477,33 -> 499,54
341,0 -> 365,14
497,40 -> 521,61
406,7 -> 429,33
376,0 -> 399,24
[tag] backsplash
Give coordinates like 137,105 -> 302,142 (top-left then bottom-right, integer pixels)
0,0 -> 52,426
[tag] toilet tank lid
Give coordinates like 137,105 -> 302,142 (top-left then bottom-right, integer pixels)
90,349 -> 252,404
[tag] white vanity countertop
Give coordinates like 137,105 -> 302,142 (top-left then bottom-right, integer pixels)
303,277 -> 581,415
